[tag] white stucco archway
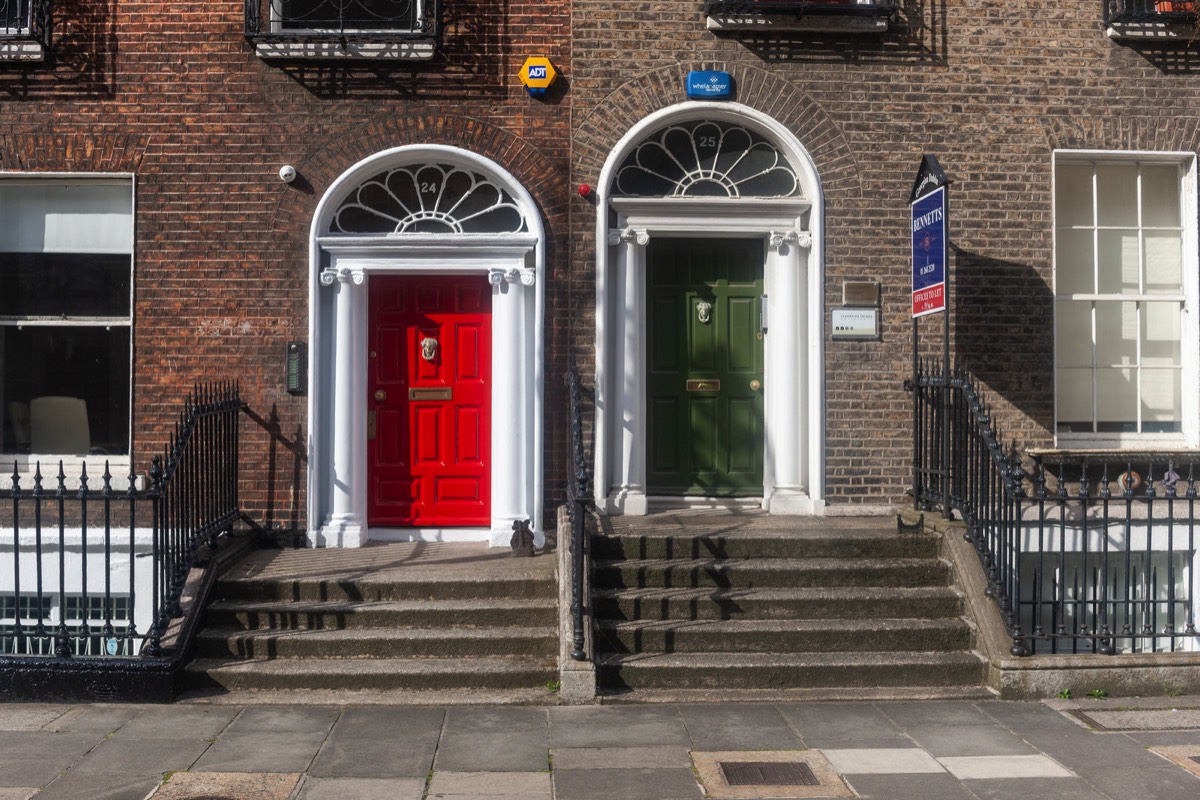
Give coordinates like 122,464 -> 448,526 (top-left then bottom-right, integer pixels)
593,102 -> 825,515
306,145 -> 545,547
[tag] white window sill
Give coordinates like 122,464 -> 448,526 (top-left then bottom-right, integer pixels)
0,40 -> 44,62
706,13 -> 889,33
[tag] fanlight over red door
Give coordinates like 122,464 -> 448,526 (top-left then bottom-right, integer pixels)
368,275 -> 491,526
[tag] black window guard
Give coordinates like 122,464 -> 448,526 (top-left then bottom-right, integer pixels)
245,0 -> 437,40
1105,0 -> 1198,24
704,0 -> 899,17
0,0 -> 50,48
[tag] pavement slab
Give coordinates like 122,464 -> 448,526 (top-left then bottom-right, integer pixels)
844,773 -> 977,799
677,703 -> 803,750
295,776 -> 426,800
111,706 -> 238,740
551,746 -> 692,769
553,767 -> 703,800
0,706 -> 71,732
225,706 -> 341,734
937,754 -> 1075,779
67,736 -> 211,776
427,771 -> 552,799
33,772 -> 162,800
820,747 -> 945,774
309,706 -> 442,778
191,730 -> 328,773
903,724 -> 1039,757
775,703 -> 906,742
434,706 -> 549,773
1081,764 -> 1200,800
0,791 -> 34,800
549,705 -> 690,747
958,777 -> 1108,800
149,770 -> 301,800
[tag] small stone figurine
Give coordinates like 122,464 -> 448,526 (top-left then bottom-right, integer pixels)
510,519 -> 535,557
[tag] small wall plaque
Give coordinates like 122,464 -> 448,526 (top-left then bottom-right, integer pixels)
842,281 -> 879,307
832,308 -> 880,341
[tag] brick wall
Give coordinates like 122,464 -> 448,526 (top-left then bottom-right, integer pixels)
0,0 -> 572,530
569,1 -> 1200,507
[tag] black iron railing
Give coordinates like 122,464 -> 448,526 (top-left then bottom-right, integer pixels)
564,357 -> 591,662
2,383 -> 243,661
245,0 -> 436,38
911,363 -> 1200,657
704,0 -> 899,16
0,0 -> 50,45
1106,0 -> 1198,25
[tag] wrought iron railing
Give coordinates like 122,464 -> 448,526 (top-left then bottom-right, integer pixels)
1105,0 -> 1198,25
564,357 -> 591,662
1,383 -> 243,661
911,363 -> 1199,657
0,0 -> 50,45
245,0 -> 437,38
704,0 -> 899,16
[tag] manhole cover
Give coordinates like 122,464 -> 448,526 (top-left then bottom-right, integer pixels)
1190,756 -> 1200,764
720,761 -> 819,786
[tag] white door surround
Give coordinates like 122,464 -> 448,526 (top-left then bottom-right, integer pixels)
306,145 -> 545,547
592,103 -> 825,515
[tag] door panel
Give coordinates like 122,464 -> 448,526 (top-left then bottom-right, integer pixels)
647,239 -> 764,495
368,275 -> 491,526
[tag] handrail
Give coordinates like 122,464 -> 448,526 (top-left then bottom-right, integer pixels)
564,356 -> 591,661
1,382 -> 244,663
911,363 -> 1200,656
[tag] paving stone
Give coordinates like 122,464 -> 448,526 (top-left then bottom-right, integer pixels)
904,725 -> 1039,757
0,757 -> 65,787
963,778 -> 1109,800
68,736 -> 211,776
226,705 -> 341,734
111,706 -> 238,740
427,771 -> 552,799
549,705 -> 690,747
553,767 -> 703,800
0,790 -> 35,800
820,748 -> 945,774
34,772 -> 161,800
151,770 -> 301,800
677,704 -> 803,750
1081,764 -> 1200,800
843,773 -> 978,800
876,701 -> 995,729
296,777 -> 425,800
938,754 -> 1075,779
1082,708 -> 1200,731
435,707 -> 548,773
1125,730 -> 1200,746
776,703 -> 905,742
0,705 -> 71,732
0,731 -> 99,760
551,746 -> 692,770
192,730 -> 327,773
42,705 -> 140,733
977,701 -> 1086,732
1015,725 -> 1167,770
313,705 -> 444,775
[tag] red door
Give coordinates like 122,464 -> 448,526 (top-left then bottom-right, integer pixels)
368,275 -> 491,526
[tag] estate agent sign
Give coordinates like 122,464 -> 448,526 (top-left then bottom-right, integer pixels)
911,185 -> 946,317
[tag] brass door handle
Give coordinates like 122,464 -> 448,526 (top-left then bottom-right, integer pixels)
750,380 -> 761,391
373,389 -> 387,402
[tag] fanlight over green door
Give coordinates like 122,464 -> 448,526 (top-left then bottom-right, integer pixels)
647,238 -> 765,495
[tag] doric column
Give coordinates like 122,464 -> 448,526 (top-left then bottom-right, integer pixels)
766,230 -> 811,513
608,227 -> 650,515
488,266 -> 533,544
319,266 -> 368,547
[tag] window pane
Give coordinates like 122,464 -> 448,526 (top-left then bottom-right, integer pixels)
1094,301 -> 1137,366
279,0 -> 421,31
1057,367 -> 1093,432
1055,300 -> 1093,367
1144,231 -> 1182,294
0,184 -> 132,254
1055,163 -> 1094,227
1,326 -> 130,455
1141,368 -> 1181,430
1055,228 -> 1094,295
1096,165 -> 1139,227
0,254 -> 131,317
1097,230 -> 1140,294
1141,164 -> 1181,228
1096,367 -> 1137,431
1141,302 -> 1181,367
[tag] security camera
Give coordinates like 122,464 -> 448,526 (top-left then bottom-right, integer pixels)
279,165 -> 297,184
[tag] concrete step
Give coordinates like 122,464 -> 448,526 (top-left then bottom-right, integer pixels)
592,585 -> 964,621
592,530 -> 940,561
196,625 -> 558,660
597,650 -> 988,691
185,656 -> 557,693
592,557 -> 952,591
215,571 -> 556,603
595,617 -> 973,655
204,597 -> 557,631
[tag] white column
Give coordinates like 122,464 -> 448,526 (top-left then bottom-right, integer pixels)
607,227 -> 649,515
488,267 -> 534,545
319,266 -> 368,546
766,231 -> 813,514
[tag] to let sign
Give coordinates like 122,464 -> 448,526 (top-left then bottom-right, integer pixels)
911,185 -> 946,317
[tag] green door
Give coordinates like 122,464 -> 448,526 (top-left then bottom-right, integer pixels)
647,238 -> 764,495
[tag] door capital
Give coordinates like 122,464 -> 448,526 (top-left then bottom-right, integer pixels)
768,230 -> 811,251
608,227 -> 650,247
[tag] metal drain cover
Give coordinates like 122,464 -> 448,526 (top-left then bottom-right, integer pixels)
720,761 -> 819,786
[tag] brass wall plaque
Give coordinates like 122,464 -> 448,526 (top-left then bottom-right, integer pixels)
409,387 -> 452,401
686,379 -> 720,392
843,281 -> 880,307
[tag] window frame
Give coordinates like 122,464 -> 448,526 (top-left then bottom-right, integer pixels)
0,173 -> 136,473
1052,151 -> 1200,449
269,0 -> 428,36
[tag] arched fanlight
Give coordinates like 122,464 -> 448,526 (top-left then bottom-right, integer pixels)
614,120 -> 801,199
330,163 -> 528,235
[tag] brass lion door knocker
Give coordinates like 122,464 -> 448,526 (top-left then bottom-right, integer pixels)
696,300 -> 713,324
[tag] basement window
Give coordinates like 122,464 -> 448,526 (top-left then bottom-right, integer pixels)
245,0 -> 438,60
703,0 -> 897,34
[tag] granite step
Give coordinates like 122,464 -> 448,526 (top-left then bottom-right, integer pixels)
592,557 -> 953,590
204,597 -> 558,631
196,625 -> 558,660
